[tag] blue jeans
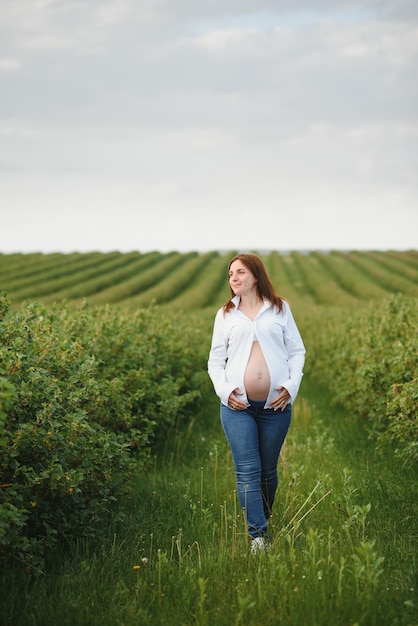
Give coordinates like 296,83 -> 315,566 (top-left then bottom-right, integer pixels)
220,399 -> 291,539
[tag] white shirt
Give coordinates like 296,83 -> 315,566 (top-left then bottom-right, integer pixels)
207,296 -> 306,409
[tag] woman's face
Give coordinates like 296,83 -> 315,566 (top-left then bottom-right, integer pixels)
228,259 -> 257,297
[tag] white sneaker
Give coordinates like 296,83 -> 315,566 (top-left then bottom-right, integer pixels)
250,536 -> 266,554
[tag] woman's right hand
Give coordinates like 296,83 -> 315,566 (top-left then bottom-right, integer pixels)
228,388 -> 247,410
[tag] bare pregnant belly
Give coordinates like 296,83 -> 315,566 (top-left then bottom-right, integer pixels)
244,342 -> 270,401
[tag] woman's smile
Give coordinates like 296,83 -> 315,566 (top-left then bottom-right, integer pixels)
229,260 -> 257,296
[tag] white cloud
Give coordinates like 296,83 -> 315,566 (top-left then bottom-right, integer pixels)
0,0 -> 417,253
0,58 -> 22,72
325,21 -> 418,67
0,0 -> 161,57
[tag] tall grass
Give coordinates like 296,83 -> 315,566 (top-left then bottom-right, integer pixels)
1,379 -> 416,626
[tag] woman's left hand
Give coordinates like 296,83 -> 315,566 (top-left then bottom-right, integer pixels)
270,387 -> 290,411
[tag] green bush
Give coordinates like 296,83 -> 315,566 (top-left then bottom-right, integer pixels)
383,379 -> 418,467
304,295 -> 417,466
0,294 -> 206,569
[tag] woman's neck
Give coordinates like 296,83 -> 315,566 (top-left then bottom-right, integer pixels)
238,294 -> 263,319
240,294 -> 262,307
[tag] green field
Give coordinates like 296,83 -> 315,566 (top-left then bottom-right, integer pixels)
0,249 -> 417,625
1,249 -> 417,310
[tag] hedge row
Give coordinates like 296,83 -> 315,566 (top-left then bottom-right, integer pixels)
1,289 -> 416,572
0,294 -> 208,570
303,294 -> 417,467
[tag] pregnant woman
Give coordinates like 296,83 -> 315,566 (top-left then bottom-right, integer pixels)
208,253 -> 306,553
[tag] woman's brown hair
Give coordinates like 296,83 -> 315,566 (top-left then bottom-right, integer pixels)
223,253 -> 285,314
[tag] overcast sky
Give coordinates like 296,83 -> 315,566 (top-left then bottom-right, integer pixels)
1,0 -> 417,254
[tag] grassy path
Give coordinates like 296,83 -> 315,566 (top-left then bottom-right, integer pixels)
2,378 -> 417,625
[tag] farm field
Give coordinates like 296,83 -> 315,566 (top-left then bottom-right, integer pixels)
0,249 -> 417,625
1,249 -> 418,311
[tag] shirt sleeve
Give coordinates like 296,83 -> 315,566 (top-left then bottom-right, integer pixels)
207,309 -> 237,406
280,304 -> 306,402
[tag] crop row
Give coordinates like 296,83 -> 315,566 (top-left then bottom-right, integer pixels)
1,249 -> 417,310
0,294 -> 207,569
